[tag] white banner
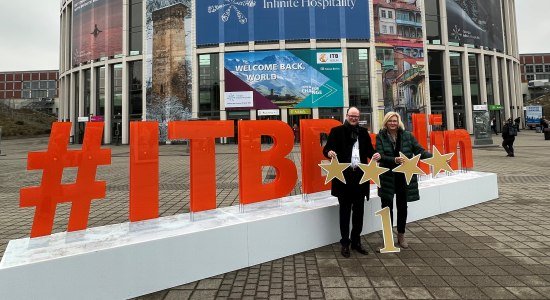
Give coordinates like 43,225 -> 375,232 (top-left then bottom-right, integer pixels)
257,109 -> 280,116
225,91 -> 254,108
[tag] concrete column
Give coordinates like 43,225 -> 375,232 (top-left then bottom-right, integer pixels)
508,60 -> 518,120
342,46 -> 350,109
122,62 -> 129,144
250,110 -> 257,120
501,58 -> 511,120
439,0 -> 449,45
462,50 -> 473,133
443,49 -> 454,129
368,0 -> 380,132
312,108 -> 319,120
69,73 -> 76,138
219,52 -> 226,114
105,65 -> 112,144
78,69 -> 84,117
281,109 -> 288,124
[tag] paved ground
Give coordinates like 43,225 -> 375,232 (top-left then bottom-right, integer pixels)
0,130 -> 549,299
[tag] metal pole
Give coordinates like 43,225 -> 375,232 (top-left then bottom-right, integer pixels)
0,126 -> 4,156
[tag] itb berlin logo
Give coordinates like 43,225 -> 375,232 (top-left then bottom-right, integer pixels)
208,0 -> 256,24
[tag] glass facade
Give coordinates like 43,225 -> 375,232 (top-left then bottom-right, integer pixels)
450,52 -> 465,129
425,0 -> 441,45
347,49 -> 370,111
96,66 -> 105,116
428,51 -> 446,127
129,61 -> 143,119
83,69 -> 91,116
198,54 -> 220,119
468,54 -> 480,106
129,0 -> 143,55
112,64 -> 123,117
485,56 -> 494,105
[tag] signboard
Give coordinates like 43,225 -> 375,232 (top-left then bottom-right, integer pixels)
473,104 -> 488,111
257,109 -> 280,116
489,104 -> 503,111
72,0 -> 123,65
91,116 -> 105,122
225,91 -> 254,108
78,116 -> 90,122
196,0 -> 370,45
289,108 -> 312,115
526,106 -> 543,126
225,49 -> 344,109
446,0 -> 504,50
373,0 -> 426,130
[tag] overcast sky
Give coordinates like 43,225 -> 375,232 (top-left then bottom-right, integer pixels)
0,0 -> 549,72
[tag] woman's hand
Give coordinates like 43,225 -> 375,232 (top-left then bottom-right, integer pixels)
328,150 -> 337,159
394,156 -> 405,164
372,153 -> 381,161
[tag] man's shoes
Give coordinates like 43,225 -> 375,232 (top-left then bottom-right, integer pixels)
506,154 -> 513,157
351,243 -> 369,255
397,233 -> 408,249
341,245 -> 350,258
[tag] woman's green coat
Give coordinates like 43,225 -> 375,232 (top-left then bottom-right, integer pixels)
376,128 -> 432,202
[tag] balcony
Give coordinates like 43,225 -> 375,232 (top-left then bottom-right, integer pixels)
396,18 -> 422,27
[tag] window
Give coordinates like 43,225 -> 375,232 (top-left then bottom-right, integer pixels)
526,75 -> 535,81
536,65 -> 543,73
526,65 -> 534,73
485,56 -> 494,105
468,54 -> 480,106
96,66 -> 105,116
347,49 -> 371,110
545,65 -> 550,73
388,11 -> 393,19
382,25 -> 387,34
129,0 -> 143,55
428,51 -> 446,127
450,52 -> 465,129
198,54 -> 220,119
129,61 -> 143,119
389,26 -> 394,34
381,9 -> 387,18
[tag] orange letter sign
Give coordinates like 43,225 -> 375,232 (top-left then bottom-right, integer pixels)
169,121 -> 234,212
130,121 -> 159,221
239,120 -> 298,204
300,119 -> 340,194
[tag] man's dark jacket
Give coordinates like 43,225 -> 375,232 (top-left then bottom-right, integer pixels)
323,123 -> 376,199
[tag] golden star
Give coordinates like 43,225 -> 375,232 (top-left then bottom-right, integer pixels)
357,160 -> 390,187
392,152 -> 425,185
422,146 -> 455,175
318,157 -> 351,184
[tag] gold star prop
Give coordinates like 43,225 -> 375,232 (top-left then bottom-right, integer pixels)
318,157 -> 351,184
392,152 -> 425,185
357,160 -> 390,187
422,146 -> 455,175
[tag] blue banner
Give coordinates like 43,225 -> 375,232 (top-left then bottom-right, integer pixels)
196,0 -> 370,45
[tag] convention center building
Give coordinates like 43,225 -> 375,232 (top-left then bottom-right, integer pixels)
58,0 -> 522,144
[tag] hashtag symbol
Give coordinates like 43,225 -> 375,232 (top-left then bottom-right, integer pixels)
20,122 -> 111,238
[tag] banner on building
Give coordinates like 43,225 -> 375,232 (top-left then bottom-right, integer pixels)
72,0 -> 123,65
373,0 -> 426,129
196,0 -> 371,45
446,0 -> 504,50
145,0 -> 193,142
225,49 -> 344,109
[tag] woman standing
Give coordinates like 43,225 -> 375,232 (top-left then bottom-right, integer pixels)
376,112 -> 432,248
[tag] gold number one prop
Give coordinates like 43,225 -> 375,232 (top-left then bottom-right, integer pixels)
375,207 -> 401,253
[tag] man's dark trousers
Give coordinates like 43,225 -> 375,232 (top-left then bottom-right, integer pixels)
337,169 -> 364,247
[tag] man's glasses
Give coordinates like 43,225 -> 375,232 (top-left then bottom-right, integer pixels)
347,115 -> 360,119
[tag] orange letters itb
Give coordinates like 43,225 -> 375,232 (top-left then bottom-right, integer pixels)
129,121 -> 159,222
238,120 -> 298,204
300,119 -> 340,194
168,121 -> 234,212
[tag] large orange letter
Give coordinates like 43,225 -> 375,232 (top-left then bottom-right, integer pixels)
130,121 -> 159,222
169,121 -> 234,212
239,120 -> 298,204
300,119 -> 340,194
444,129 -> 474,170
412,113 -> 430,174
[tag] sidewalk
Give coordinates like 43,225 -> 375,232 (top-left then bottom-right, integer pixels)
1,130 -> 549,299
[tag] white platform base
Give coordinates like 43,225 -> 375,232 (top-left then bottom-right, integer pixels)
0,171 -> 498,299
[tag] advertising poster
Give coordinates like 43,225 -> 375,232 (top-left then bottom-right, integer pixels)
196,0 -> 370,45
224,49 -> 344,109
373,0 -> 426,129
145,0 -> 193,141
72,0 -> 123,65
446,0 -> 504,50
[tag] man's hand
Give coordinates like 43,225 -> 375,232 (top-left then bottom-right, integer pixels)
372,153 -> 381,161
395,156 -> 405,164
328,150 -> 337,159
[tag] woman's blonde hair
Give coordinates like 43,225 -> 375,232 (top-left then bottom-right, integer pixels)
382,112 -> 405,130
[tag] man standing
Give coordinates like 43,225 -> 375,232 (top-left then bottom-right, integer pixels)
323,107 -> 381,258
502,118 -> 517,157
